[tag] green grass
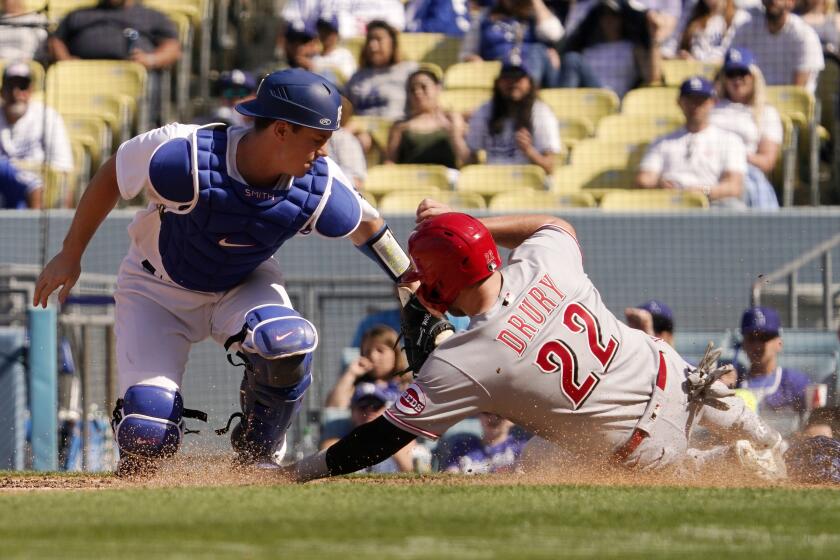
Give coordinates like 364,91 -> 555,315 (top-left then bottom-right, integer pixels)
1,477 -> 839,559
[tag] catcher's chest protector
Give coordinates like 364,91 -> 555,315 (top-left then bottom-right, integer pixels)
158,127 -> 331,292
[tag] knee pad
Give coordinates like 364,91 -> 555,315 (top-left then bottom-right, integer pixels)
239,304 -> 318,389
113,378 -> 185,460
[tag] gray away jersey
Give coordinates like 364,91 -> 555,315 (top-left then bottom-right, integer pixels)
384,226 -> 666,453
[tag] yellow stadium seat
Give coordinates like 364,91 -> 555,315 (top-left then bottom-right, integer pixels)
417,36 -> 462,71
621,87 -> 682,117
47,93 -> 129,146
557,116 -> 594,148
538,88 -> 620,129
378,187 -> 443,213
661,59 -> 721,87
765,85 -> 814,127
399,33 -> 446,63
14,160 -> 77,208
570,139 -> 648,169
444,60 -> 502,90
488,189 -> 597,210
598,189 -> 710,210
439,88 -> 492,116
550,163 -> 636,195
443,191 -> 487,210
350,115 -> 394,152
0,59 -> 46,91
365,164 -> 452,197
456,164 -> 546,195
46,60 -> 147,134
62,114 -> 112,169
22,0 -> 47,11
596,114 -> 683,143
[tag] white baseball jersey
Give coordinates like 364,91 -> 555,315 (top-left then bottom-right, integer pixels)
710,100 -> 783,154
384,226 -> 669,455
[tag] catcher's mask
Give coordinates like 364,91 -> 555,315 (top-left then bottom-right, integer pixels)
402,213 -> 501,314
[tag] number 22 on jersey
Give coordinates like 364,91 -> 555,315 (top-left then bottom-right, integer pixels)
534,302 -> 619,409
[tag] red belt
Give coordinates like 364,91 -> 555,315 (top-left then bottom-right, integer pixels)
611,351 -> 667,464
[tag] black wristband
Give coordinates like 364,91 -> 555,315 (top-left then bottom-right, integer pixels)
325,415 -> 417,476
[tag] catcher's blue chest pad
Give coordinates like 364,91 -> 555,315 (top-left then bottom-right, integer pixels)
158,127 -> 329,292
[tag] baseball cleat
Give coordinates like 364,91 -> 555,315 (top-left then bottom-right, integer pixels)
735,439 -> 787,481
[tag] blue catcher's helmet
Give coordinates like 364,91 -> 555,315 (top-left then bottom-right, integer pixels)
235,68 -> 342,131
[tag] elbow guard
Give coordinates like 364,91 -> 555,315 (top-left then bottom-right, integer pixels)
357,224 -> 411,282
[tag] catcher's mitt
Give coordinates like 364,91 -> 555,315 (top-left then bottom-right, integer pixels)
399,291 -> 455,373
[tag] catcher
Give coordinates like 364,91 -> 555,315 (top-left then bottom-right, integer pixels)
282,200 -> 788,482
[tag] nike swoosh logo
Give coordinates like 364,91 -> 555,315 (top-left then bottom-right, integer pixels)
219,237 -> 256,248
275,332 -> 293,343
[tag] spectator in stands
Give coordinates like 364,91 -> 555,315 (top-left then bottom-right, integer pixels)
385,68 -> 470,169
734,306 -> 810,434
344,20 -> 419,120
325,324 -> 408,408
637,0 -> 684,44
327,96 -> 367,190
406,0 -> 472,36
0,0 -> 48,62
624,299 -> 675,345
801,406 -> 840,438
732,0 -> 825,93
672,0 -> 751,62
49,0 -> 181,71
279,0 -> 406,40
636,76 -> 747,208
711,48 -> 782,209
465,63 -> 562,174
442,413 -> 525,474
320,382 -> 418,472
194,70 -> 258,127
795,0 -> 840,53
0,156 -> 41,208
561,0 -> 661,97
312,15 -> 357,82
0,63 -> 73,173
282,21 -> 340,84
459,0 -> 565,88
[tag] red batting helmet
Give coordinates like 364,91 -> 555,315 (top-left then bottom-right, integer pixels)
402,213 -> 501,313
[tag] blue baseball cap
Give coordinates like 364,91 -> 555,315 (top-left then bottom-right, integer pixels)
680,76 -> 715,98
285,19 -> 318,41
236,68 -> 342,130
638,300 -> 674,322
723,48 -> 756,73
217,69 -> 257,92
741,306 -> 781,337
351,383 -> 395,408
316,14 -> 339,32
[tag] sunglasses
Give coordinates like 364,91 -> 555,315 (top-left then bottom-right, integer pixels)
221,87 -> 251,99
2,77 -> 32,91
724,69 -> 750,79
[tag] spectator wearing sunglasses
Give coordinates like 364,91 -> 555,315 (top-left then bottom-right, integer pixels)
710,48 -> 782,209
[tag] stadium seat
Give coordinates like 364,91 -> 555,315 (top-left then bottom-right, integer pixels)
538,88 -> 620,129
766,86 -> 815,128
378,187 -> 443,212
444,191 -> 488,210
550,164 -> 636,196
660,59 -> 721,86
456,164 -> 546,196
364,164 -> 452,197
14,160 -> 76,209
440,88 -> 492,116
570,139 -> 648,170
0,59 -> 45,91
399,33 -> 461,70
350,115 -> 394,160
488,189 -> 597,210
444,60 -> 502,90
596,114 -> 683,143
598,189 -> 710,210
556,116 -> 594,148
47,93 -> 130,147
46,60 -> 148,135
621,87 -> 682,118
62,114 -> 112,170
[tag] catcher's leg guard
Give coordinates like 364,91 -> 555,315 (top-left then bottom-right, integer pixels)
222,305 -> 317,465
